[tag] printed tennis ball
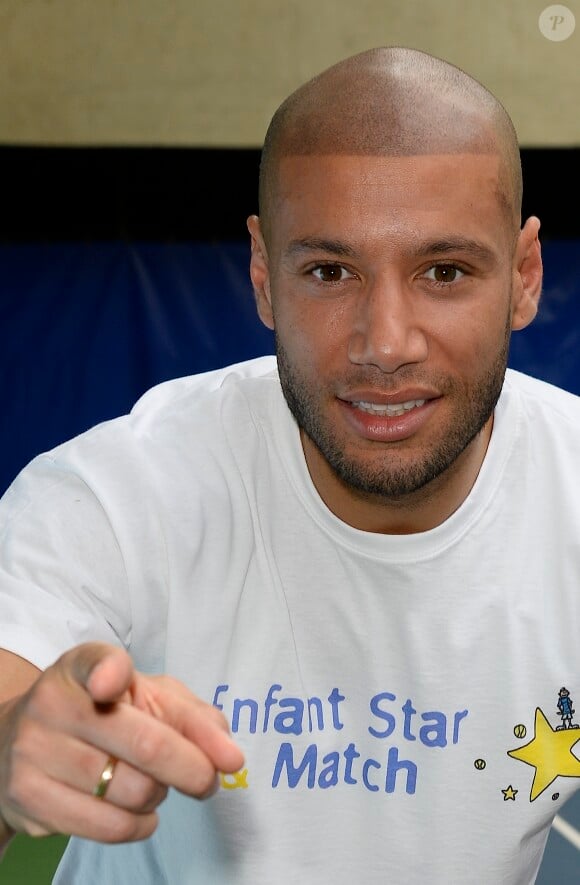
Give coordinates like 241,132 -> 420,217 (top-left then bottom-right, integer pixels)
514,724 -> 527,739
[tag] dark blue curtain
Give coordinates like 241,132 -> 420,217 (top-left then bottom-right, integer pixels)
0,240 -> 578,495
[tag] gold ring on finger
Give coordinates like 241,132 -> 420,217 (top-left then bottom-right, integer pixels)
93,755 -> 117,800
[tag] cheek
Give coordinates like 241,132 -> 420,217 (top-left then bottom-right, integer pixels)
435,290 -> 510,354
273,291 -> 350,369
449,314 -> 510,380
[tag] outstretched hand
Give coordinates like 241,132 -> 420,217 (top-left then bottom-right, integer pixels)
0,643 -> 244,844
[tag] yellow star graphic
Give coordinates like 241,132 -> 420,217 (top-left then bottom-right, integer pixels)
508,708 -> 580,801
502,785 -> 518,801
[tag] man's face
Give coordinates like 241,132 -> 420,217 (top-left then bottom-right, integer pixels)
250,153 -> 537,517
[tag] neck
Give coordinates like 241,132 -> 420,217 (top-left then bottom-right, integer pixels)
300,417 -> 494,534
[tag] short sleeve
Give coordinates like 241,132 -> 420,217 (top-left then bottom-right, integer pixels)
0,454 -> 132,670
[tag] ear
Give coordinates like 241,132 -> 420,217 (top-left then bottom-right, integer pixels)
247,215 -> 274,330
511,216 -> 543,331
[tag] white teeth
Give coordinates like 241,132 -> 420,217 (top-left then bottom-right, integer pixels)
354,399 -> 425,417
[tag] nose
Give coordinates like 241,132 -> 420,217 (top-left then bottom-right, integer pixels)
347,276 -> 428,373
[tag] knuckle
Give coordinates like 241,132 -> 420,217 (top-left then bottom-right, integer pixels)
5,768 -> 39,813
154,674 -> 180,692
101,810 -> 158,843
123,776 -> 166,812
153,674 -> 200,701
25,675 -> 61,718
129,724 -> 166,768
8,716 -> 58,787
9,717 -> 35,762
100,811 -> 142,843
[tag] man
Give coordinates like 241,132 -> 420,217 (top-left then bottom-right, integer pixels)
0,45 -> 575,884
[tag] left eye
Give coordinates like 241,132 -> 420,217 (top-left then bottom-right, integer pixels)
312,265 -> 352,283
424,265 -> 464,284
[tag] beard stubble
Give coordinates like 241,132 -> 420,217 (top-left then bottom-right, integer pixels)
275,319 -> 511,502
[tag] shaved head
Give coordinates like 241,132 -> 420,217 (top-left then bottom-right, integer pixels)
259,47 -> 522,246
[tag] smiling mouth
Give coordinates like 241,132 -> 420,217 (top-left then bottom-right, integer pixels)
351,399 -> 426,418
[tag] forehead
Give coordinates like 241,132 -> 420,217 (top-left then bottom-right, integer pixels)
272,153 -> 508,253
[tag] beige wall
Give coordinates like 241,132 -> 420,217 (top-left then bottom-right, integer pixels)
0,0 -> 578,147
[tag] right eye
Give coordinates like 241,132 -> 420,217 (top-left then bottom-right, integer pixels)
311,264 -> 353,283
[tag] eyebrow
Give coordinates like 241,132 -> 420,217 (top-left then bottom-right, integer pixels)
283,235 -> 498,265
284,237 -> 359,259
413,238 -> 498,264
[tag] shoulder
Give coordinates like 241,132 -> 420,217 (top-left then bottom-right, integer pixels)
126,355 -> 282,465
503,369 -> 580,424
129,355 -> 279,428
61,355 -> 279,453
501,370 -> 580,474
4,356 -> 281,504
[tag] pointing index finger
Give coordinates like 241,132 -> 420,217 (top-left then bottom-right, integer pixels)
89,701 -> 243,796
136,679 -> 245,774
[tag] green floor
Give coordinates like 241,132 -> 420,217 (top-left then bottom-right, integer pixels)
0,835 -> 67,884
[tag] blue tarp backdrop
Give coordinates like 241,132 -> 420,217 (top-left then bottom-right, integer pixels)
0,241 -> 273,494
0,239 -> 579,495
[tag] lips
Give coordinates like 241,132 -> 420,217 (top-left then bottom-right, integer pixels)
339,385 -> 439,404
353,398 -> 426,417
337,390 -> 440,443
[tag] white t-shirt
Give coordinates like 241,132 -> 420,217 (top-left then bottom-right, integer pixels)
1,356 -> 580,884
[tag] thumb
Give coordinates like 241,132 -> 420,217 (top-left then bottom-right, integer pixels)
61,642 -> 135,705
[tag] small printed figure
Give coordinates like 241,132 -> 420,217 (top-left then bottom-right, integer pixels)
556,687 -> 580,730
